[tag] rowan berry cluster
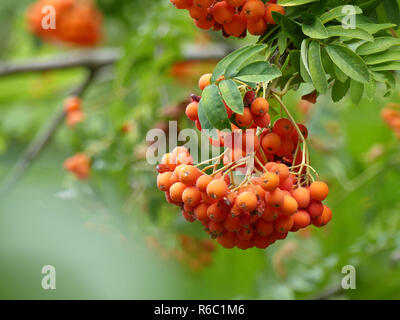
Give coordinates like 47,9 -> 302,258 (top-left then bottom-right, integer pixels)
146,235 -> 216,272
26,0 -> 102,46
157,72 -> 332,249
170,0 -> 285,37
381,103 -> 400,140
64,96 -> 85,128
64,153 -> 91,180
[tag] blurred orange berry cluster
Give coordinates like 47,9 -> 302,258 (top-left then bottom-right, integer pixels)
381,103 -> 400,140
64,153 -> 91,180
64,96 -> 85,128
170,0 -> 285,37
26,0 -> 103,46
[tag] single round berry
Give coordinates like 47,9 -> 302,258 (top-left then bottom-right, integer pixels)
261,133 -> 281,153
237,191 -> 258,212
185,101 -> 199,121
260,171 -> 280,192
182,187 -> 202,207
169,182 -> 188,203
198,73 -> 212,90
242,0 -> 265,20
250,98 -> 269,117
273,118 -> 294,137
235,107 -> 253,127
309,181 -> 329,201
292,187 -> 311,208
206,178 -> 229,200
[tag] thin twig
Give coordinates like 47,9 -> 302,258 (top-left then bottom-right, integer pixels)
0,68 -> 98,196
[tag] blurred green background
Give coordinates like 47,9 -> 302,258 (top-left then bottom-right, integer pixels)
0,0 -> 400,300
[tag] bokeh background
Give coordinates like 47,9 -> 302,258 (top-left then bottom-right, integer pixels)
0,0 -> 400,299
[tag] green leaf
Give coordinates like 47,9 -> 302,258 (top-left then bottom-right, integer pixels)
383,0 -> 400,24
211,44 -> 266,82
278,33 -> 288,55
356,37 -> 400,55
308,40 -> 328,93
302,16 -> 329,39
224,45 -> 267,79
235,61 -> 282,83
325,44 -> 369,83
365,76 -> 376,101
326,26 -> 373,41
364,49 -> 400,65
320,5 -> 362,23
332,79 -> 350,102
331,63 -> 348,83
370,61 -> 400,71
277,0 -> 318,6
278,14 -> 304,47
350,80 -> 364,104
198,84 -> 231,131
218,80 -> 244,115
300,40 -> 312,83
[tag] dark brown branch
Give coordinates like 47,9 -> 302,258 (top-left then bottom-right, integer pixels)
0,44 -> 231,77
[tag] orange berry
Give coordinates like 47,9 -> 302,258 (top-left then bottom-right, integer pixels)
247,18 -> 268,35
179,165 -> 202,185
189,5 -> 208,20
307,201 -> 324,218
224,216 -> 241,232
265,3 -> 285,24
169,182 -> 188,203
292,210 -> 311,229
292,187 -> 311,208
261,133 -> 281,153
235,238 -> 253,250
208,220 -> 224,235
250,98 -> 269,117
227,0 -> 246,7
207,203 -> 227,222
276,138 -> 295,157
212,1 -> 235,24
223,14 -> 247,37
236,191 -> 258,212
193,0 -> 213,9
274,215 -> 294,233
254,113 -> 270,128
171,0 -> 193,9
217,231 -> 236,248
157,172 -> 178,192
271,163 -> 290,180
235,107 -> 253,127
237,227 -> 254,241
172,146 -> 190,157
242,0 -> 265,20
273,118 -> 294,137
260,171 -> 280,191
206,179 -> 229,200
182,187 -> 202,206
63,153 -> 91,180
261,205 -> 279,221
256,219 -> 274,236
253,234 -> 272,249
281,195 -> 298,216
265,188 -> 284,208
194,203 -> 209,222
161,153 -> 177,166
309,181 -> 329,201
176,152 -> 193,165
198,73 -> 212,90
313,205 -> 332,227
195,14 -> 215,29
64,96 -> 81,113
66,110 -> 85,128
185,101 -> 199,121
196,174 -> 213,192
242,129 -> 260,153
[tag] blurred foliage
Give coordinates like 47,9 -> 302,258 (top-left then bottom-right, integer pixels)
0,0 -> 399,299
